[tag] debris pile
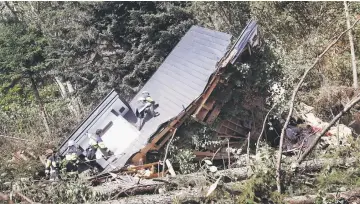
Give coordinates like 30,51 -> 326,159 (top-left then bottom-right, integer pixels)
283,103 -> 354,153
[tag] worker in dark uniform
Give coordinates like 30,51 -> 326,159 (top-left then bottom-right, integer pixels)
62,140 -> 80,178
45,149 -> 61,181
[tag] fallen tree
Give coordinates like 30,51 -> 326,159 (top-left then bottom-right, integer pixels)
284,187 -> 360,204
99,188 -> 206,204
92,157 -> 360,199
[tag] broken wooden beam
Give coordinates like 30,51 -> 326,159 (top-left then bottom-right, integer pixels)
193,77 -> 221,120
193,151 -> 232,160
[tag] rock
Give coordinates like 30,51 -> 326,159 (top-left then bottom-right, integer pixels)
1,173 -> 7,177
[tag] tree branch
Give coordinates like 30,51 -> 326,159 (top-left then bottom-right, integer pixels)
162,128 -> 177,177
0,135 -> 33,142
296,94 -> 360,164
275,18 -> 360,193
256,103 -> 276,154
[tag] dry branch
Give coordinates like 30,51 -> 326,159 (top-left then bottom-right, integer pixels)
94,157 -> 359,199
276,18 -> 360,193
162,128 -> 177,177
99,188 -> 205,204
0,135 -> 33,142
97,157 -> 360,203
256,103 -> 276,154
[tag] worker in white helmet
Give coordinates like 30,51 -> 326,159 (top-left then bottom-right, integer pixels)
44,149 -> 61,181
62,140 -> 80,177
136,91 -> 159,118
85,129 -> 112,161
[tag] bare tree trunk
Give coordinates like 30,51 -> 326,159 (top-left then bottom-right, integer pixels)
29,77 -> 51,135
66,81 -> 75,93
4,1 -> 18,21
275,19 -> 360,193
344,1 -> 358,89
66,81 -> 82,118
296,94 -> 360,164
54,77 -> 67,98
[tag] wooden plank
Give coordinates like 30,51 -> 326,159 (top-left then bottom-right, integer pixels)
217,120 -> 249,137
165,159 -> 176,177
197,108 -> 209,122
217,135 -> 247,139
194,151 -> 231,160
131,100 -> 199,164
203,99 -> 216,110
193,76 -> 220,118
124,162 -> 160,170
227,117 -> 251,130
206,104 -> 222,124
155,133 -> 173,150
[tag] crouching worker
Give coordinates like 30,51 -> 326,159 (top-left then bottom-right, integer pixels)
136,91 -> 159,118
45,149 -> 61,181
62,140 -> 80,178
86,129 -> 112,160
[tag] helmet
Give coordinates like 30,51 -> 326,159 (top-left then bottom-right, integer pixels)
95,129 -> 102,135
137,97 -> 146,102
142,91 -> 150,97
68,140 -> 75,147
45,149 -> 53,156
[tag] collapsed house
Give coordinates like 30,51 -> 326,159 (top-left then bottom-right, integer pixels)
58,20 -> 260,175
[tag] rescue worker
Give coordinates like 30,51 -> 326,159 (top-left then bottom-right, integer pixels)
136,91 -> 159,118
45,149 -> 61,181
86,129 -> 112,160
62,140 -> 80,178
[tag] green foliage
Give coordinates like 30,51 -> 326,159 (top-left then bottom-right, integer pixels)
315,168 -> 360,192
192,2 -> 250,35
0,21 -> 48,94
234,144 -> 283,203
14,179 -> 100,203
2,2 -> 360,202
235,168 -> 283,203
171,149 -> 197,174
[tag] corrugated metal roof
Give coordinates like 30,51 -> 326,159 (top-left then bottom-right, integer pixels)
104,26 -> 232,171
58,90 -> 131,155
230,20 -> 258,64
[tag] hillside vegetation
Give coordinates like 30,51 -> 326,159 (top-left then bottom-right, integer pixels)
1,1 -> 360,203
